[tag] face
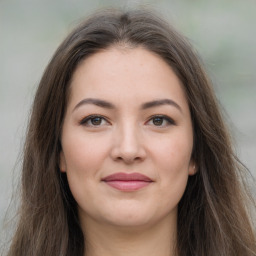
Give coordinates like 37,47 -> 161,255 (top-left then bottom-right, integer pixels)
60,47 -> 195,230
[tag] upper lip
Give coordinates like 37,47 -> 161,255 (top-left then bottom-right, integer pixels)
102,172 -> 153,182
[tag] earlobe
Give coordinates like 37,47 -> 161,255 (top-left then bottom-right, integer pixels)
188,162 -> 197,176
59,151 -> 67,173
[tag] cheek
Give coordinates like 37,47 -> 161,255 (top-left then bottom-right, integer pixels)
150,132 -> 193,203
62,133 -> 110,210
62,131 -> 109,174
158,144 -> 190,193
61,131 -> 110,201
152,133 -> 193,173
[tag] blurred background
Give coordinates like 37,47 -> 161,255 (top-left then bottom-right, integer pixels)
1,0 -> 255,248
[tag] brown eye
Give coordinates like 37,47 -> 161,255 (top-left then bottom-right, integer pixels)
152,117 -> 164,126
80,115 -> 109,127
91,117 -> 103,125
146,115 -> 176,127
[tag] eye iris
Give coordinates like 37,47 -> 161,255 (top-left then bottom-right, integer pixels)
153,117 -> 163,126
91,117 -> 102,125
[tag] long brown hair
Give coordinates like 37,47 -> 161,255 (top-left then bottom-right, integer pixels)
7,8 -> 256,256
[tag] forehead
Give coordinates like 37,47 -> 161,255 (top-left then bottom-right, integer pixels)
68,47 -> 189,111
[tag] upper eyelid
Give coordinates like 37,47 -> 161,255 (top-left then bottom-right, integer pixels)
79,114 -> 110,125
147,116 -> 176,127
147,114 -> 175,122
79,114 -> 175,125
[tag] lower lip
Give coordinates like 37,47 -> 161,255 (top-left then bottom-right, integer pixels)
104,180 -> 151,191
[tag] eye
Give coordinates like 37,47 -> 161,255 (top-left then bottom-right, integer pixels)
80,115 -> 109,127
147,115 -> 175,127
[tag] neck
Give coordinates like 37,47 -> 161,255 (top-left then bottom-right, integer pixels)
82,215 -> 177,256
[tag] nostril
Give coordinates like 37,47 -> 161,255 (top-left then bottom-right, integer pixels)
114,154 -> 144,164
134,156 -> 142,161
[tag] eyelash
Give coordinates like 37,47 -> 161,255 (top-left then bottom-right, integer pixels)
79,115 -> 109,127
146,115 -> 176,127
79,114 -> 176,127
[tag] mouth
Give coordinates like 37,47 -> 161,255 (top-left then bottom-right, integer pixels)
101,172 -> 153,191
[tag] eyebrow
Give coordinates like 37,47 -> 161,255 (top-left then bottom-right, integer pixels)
141,99 -> 182,112
73,98 -> 182,113
73,98 -> 115,112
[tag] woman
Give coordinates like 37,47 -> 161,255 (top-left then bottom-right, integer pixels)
7,8 -> 256,256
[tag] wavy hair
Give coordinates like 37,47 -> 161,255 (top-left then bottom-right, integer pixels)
7,8 -> 256,256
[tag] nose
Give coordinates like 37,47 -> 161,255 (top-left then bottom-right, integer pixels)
110,123 -> 146,164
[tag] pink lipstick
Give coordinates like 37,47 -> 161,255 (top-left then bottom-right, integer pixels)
102,172 -> 153,191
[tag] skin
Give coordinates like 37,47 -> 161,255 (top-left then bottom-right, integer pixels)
60,47 -> 196,256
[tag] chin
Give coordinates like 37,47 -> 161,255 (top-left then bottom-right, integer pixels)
106,215 -> 153,229
100,206 -> 175,230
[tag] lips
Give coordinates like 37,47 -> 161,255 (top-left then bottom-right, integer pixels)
102,172 -> 153,191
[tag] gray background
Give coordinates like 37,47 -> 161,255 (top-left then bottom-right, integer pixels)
1,0 -> 255,249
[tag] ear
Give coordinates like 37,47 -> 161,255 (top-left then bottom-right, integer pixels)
188,160 -> 197,176
59,151 -> 67,173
